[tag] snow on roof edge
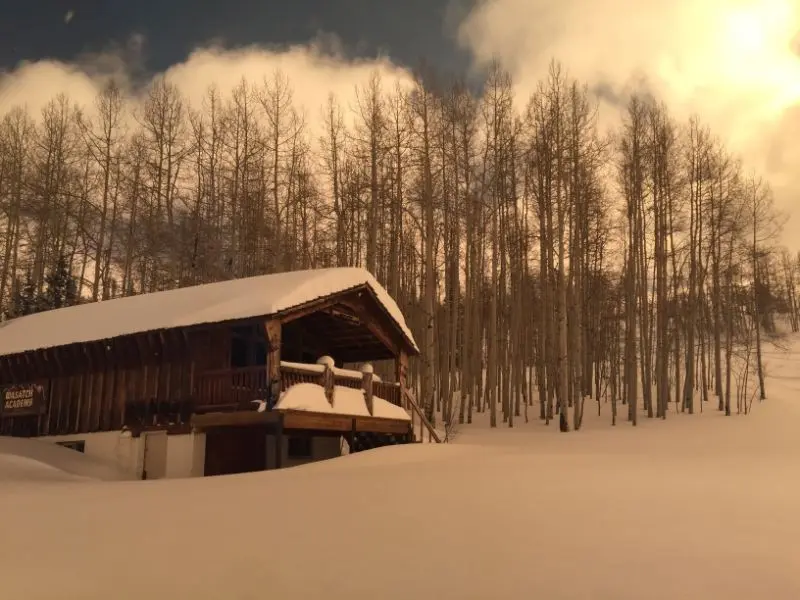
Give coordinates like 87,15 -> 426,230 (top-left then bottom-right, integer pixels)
0,268 -> 419,358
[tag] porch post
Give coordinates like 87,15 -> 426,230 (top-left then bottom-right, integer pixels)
361,363 -> 374,416
318,356 -> 335,407
275,412 -> 284,470
395,350 -> 408,409
265,319 -> 282,408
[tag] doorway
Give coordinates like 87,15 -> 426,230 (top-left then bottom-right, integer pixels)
142,431 -> 168,480
204,426 -> 267,476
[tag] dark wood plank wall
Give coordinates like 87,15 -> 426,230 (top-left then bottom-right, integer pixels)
0,325 -> 231,437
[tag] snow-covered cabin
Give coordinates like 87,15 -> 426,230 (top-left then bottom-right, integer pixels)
0,267 -> 430,478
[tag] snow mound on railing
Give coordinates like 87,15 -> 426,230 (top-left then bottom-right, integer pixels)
275,382 -> 409,421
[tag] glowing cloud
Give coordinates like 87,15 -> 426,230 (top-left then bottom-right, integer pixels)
0,38 -> 414,140
458,0 -> 800,243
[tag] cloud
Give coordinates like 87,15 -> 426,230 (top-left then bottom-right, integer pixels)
161,39 -> 413,133
0,60 -> 104,119
457,0 -> 800,244
0,34 -> 414,141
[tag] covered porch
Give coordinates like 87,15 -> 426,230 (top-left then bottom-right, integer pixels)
119,285 -> 437,476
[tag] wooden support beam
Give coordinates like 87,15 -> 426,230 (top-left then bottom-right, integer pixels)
278,296 -> 342,324
279,410 -> 411,435
275,412 -> 284,470
281,411 -> 352,432
335,297 -> 400,357
320,357 -> 335,406
396,350 -> 409,409
191,409 -> 281,429
361,286 -> 418,355
353,416 -> 412,435
265,319 -> 281,407
361,364 -> 374,416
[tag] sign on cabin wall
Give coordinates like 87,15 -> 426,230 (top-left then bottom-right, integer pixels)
0,383 -> 46,418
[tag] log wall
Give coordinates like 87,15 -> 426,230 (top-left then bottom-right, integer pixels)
0,325 -> 230,437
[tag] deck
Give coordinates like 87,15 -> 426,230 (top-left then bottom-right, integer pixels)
125,363 -> 441,442
193,362 -> 402,412
122,361 -> 440,443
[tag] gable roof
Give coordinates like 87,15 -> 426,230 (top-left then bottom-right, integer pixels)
0,268 -> 417,358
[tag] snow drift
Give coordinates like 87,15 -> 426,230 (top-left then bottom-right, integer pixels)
0,437 -> 134,483
2,339 -> 800,599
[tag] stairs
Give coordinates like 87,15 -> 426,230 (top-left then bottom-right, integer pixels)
349,431 -> 413,453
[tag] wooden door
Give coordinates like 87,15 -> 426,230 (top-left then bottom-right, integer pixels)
143,431 -> 168,480
203,426 -> 267,476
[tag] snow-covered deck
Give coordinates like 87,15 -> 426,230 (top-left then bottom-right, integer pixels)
275,383 -> 410,421
190,359 -> 413,436
193,360 -> 402,411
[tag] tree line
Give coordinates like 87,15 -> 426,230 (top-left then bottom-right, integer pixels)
0,59 -> 796,431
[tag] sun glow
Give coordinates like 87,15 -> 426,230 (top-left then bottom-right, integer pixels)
713,0 -> 800,114
724,8 -> 768,53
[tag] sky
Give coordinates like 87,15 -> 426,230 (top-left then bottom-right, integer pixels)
0,0 -> 798,245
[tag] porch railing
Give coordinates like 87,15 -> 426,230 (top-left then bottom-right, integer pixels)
193,363 -> 402,411
194,366 -> 269,411
123,363 -> 441,444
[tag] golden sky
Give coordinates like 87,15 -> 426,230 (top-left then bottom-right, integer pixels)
460,0 -> 800,245
0,0 -> 797,245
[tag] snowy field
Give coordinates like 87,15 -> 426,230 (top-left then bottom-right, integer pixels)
2,340 -> 800,599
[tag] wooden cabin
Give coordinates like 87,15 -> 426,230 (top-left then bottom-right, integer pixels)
0,267 -> 439,478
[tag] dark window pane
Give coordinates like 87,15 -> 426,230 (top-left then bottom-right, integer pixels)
287,435 -> 312,459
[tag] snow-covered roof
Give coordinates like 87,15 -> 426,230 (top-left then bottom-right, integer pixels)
275,382 -> 410,421
0,267 -> 417,357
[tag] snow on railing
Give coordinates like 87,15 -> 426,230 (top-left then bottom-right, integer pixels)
194,360 -> 403,412
280,361 -> 383,382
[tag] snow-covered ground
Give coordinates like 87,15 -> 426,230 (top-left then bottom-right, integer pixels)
2,338 -> 800,599
0,436 -> 134,484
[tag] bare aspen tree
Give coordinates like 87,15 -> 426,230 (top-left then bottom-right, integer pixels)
407,73 -> 438,421
619,96 -> 647,426
352,72 -> 386,276
746,175 -> 781,401
0,109 -> 34,313
320,93 -> 347,266
79,81 -> 125,300
259,70 -> 298,271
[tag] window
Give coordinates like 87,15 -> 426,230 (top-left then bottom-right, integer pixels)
230,336 -> 249,368
56,440 -> 85,453
287,435 -> 313,459
254,342 -> 267,366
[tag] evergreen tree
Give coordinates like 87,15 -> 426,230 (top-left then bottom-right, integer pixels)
6,271 -> 40,319
42,256 -> 79,310
4,258 -> 79,320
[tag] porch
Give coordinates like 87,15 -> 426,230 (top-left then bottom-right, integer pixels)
121,360 -> 439,444
193,361 -> 403,413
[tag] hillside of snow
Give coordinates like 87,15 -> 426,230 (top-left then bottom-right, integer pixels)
2,337 -> 800,599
